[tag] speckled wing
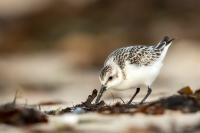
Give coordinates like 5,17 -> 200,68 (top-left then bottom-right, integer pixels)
105,45 -> 163,69
127,45 -> 162,66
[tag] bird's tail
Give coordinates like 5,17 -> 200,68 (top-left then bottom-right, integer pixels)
155,36 -> 174,50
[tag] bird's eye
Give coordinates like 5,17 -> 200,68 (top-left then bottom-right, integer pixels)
108,76 -> 113,81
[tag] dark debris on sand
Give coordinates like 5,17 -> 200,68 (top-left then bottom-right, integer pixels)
0,103 -> 48,126
46,89 -> 106,115
46,86 -> 200,115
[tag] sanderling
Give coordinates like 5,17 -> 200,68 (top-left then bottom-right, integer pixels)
95,36 -> 174,104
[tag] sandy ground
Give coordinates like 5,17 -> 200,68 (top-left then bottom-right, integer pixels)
0,41 -> 200,132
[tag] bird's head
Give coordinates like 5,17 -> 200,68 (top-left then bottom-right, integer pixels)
95,64 -> 124,104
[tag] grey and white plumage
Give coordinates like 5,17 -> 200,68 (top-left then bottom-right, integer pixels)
96,36 -> 174,104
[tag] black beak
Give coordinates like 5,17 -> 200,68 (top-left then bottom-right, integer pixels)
95,85 -> 107,104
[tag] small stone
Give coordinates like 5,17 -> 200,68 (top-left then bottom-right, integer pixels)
72,107 -> 86,114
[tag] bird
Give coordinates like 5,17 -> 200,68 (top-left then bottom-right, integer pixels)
95,36 -> 174,105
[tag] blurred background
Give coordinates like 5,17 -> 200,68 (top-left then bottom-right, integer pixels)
0,0 -> 200,105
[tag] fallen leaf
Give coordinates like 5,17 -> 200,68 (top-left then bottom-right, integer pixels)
178,86 -> 193,95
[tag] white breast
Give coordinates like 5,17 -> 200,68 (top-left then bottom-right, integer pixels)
114,62 -> 162,90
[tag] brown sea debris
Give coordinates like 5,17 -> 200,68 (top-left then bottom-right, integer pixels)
46,87 -> 200,115
46,89 -> 105,115
0,103 -> 48,126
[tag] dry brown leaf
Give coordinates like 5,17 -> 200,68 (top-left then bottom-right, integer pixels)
178,86 -> 193,95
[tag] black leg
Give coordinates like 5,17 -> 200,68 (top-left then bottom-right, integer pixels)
127,88 -> 140,105
140,86 -> 152,104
